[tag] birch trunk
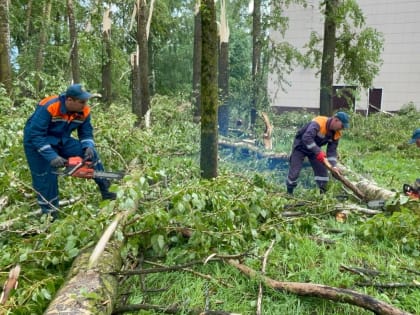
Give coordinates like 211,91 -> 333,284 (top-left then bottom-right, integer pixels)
44,240 -> 122,315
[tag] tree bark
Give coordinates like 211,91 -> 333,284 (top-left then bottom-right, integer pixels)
0,0 -> 12,94
218,44 -> 229,136
34,0 -> 52,96
228,259 -> 412,315
251,0 -> 262,127
44,241 -> 122,315
319,0 -> 338,116
131,51 -> 140,120
338,164 -> 396,201
355,180 -> 396,201
218,0 -> 229,136
200,0 -> 218,179
23,0 -> 33,52
134,0 -> 150,128
261,112 -> 272,150
67,0 -> 81,84
192,0 -> 202,122
44,187 -> 140,314
102,8 -> 112,105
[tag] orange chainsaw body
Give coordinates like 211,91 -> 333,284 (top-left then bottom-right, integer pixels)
66,156 -> 95,178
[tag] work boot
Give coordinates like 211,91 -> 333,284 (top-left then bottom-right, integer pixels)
286,186 -> 294,195
102,191 -> 117,200
40,209 -> 59,222
96,179 -> 117,200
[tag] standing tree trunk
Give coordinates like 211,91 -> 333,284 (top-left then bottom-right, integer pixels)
131,50 -> 140,119
23,0 -> 33,52
251,0 -> 262,127
133,0 -> 150,128
0,0 -> 12,94
192,0 -> 202,123
102,7 -> 112,105
218,0 -> 230,137
67,0 -> 81,84
34,0 -> 52,96
319,0 -> 338,116
200,0 -> 218,179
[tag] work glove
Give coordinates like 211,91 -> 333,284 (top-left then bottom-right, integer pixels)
316,151 -> 327,163
50,156 -> 67,168
84,147 -> 95,161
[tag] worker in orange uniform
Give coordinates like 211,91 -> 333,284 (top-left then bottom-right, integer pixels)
23,84 -> 116,219
286,112 -> 350,195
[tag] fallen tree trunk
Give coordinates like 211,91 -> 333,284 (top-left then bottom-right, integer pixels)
44,240 -> 122,315
355,180 -> 396,201
218,138 -> 288,161
323,160 -> 366,201
43,159 -> 146,314
338,164 -> 396,201
227,259 -> 412,315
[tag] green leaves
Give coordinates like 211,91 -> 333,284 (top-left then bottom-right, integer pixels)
357,209 -> 420,255
1,88 -> 419,314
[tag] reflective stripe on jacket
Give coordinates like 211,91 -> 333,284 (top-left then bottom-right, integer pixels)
23,93 -> 94,162
292,116 -> 341,166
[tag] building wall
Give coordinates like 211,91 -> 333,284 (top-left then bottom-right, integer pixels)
268,0 -> 420,112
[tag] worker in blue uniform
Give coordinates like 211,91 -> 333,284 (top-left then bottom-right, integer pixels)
23,84 -> 116,219
286,111 -> 350,195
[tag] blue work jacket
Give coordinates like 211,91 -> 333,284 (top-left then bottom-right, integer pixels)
24,93 -> 95,162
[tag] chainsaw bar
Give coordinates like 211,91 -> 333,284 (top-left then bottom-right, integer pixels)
92,171 -> 124,180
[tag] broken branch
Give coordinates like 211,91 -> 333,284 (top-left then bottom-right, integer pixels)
227,259 -> 412,315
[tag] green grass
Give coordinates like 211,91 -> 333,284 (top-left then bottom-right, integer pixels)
0,97 -> 419,314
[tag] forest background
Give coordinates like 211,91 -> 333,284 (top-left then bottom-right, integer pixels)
0,0 -> 419,314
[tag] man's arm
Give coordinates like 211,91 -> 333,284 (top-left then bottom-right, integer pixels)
27,107 -> 59,162
326,140 -> 339,167
301,122 -> 322,155
77,114 -> 95,149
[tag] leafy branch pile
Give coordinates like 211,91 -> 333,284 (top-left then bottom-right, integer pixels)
0,94 -> 419,314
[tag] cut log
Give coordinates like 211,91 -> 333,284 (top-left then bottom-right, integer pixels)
338,164 -> 397,201
44,240 -> 122,315
1,265 -> 21,305
354,180 -> 396,201
227,259 -> 412,315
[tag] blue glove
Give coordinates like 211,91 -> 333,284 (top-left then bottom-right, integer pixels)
84,147 -> 95,160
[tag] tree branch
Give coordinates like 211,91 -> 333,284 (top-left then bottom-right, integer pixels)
227,259 -> 412,315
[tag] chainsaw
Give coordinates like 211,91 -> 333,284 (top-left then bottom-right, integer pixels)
56,156 -> 124,180
403,183 -> 419,200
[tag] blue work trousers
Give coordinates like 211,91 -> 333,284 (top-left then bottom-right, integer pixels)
286,148 -> 329,191
24,137 -> 106,214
